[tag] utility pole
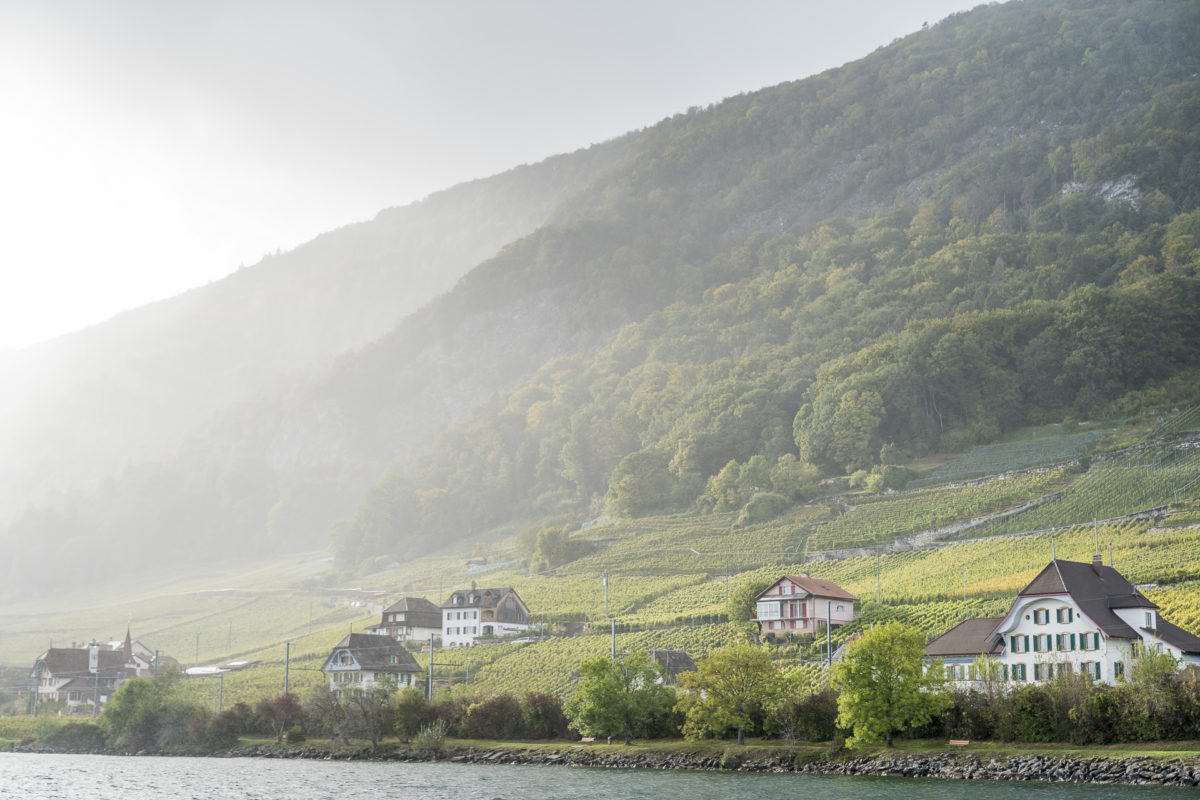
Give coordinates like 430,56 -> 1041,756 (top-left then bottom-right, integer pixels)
218,672 -> 224,713
427,634 -> 435,700
876,556 -> 881,604
611,618 -> 616,660
284,641 -> 291,696
963,565 -> 968,619
602,573 -> 609,619
826,601 -> 832,672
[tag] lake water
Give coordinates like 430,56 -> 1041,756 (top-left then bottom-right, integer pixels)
0,753 -> 1196,799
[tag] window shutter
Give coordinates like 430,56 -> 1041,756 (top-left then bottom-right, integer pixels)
1070,633 -> 1076,651
1024,635 -> 1030,652
1093,632 -> 1100,650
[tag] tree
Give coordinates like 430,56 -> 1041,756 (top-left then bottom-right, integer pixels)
676,643 -> 780,745
832,621 -> 949,747
565,651 -> 675,745
341,685 -> 397,749
255,693 -> 303,743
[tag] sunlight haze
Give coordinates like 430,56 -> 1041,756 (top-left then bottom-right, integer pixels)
0,0 -> 979,351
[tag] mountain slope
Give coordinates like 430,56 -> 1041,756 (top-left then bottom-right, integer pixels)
3,0 -> 1199,599
0,136 -> 636,526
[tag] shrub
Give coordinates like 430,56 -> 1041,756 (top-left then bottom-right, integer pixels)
412,718 -> 449,755
40,721 -> 107,751
521,692 -> 570,739
460,694 -> 525,740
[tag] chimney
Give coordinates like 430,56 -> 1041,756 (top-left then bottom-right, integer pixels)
1092,554 -> 1103,575
471,580 -> 477,591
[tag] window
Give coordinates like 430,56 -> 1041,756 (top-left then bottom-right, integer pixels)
1033,663 -> 1043,681
1056,607 -> 1074,624
1145,611 -> 1153,629
1114,661 -> 1124,679
837,604 -> 845,612
1010,635 -> 1028,653
1056,633 -> 1076,651
338,651 -> 352,665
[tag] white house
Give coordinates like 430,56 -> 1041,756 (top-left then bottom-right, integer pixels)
441,586 -> 530,648
926,556 -> 1200,685
29,630 -> 156,714
753,574 -> 857,636
319,633 -> 422,692
366,596 -> 443,643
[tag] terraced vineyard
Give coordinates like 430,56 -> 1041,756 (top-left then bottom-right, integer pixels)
912,430 -> 1106,486
977,438 -> 1200,536
805,467 -> 1074,552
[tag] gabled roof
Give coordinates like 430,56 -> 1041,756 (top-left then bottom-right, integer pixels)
372,596 -> 443,630
649,649 -> 697,681
442,587 -> 526,610
324,633 -> 421,673
755,575 -> 857,602
1017,559 -> 1155,640
1152,618 -> 1200,656
924,618 -> 1005,658
32,647 -> 132,679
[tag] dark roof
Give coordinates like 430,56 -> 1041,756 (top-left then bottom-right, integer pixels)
924,618 -> 1005,658
1018,559 -> 1156,640
649,649 -> 697,681
755,576 -> 857,602
373,596 -> 443,629
442,587 -> 523,610
1153,618 -> 1200,655
326,633 -> 421,673
32,647 -> 132,679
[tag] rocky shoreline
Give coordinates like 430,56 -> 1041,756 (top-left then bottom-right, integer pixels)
226,745 -> 1200,786
14,743 -> 1200,787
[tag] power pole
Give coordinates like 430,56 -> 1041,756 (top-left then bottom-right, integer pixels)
826,600 -> 832,672
611,618 -> 616,660
284,641 -> 291,696
602,573 -> 609,618
427,634 -> 435,700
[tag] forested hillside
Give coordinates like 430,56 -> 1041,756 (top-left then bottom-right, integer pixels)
330,0 -> 1200,567
2,0 -> 1198,599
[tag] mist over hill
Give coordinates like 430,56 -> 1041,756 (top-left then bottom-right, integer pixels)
3,0 -> 1199,600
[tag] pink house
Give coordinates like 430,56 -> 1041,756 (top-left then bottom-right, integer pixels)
753,574 -> 857,635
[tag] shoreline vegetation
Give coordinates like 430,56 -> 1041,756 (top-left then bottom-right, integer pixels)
6,737 -> 1200,787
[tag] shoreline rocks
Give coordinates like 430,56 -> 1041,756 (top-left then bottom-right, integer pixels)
15,743 -> 1200,787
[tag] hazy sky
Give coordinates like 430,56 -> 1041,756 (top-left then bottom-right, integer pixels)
0,0 -> 982,351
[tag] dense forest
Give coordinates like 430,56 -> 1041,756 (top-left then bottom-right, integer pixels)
2,0 -> 1199,595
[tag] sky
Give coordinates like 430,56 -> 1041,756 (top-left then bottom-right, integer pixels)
0,0 -> 983,352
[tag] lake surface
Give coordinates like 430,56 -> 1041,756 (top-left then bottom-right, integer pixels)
0,753 -> 1196,799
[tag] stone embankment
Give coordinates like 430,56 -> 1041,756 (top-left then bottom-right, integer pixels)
214,745 -> 1200,787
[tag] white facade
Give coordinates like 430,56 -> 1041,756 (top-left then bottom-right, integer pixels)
441,588 -> 531,648
929,559 -> 1200,687
992,596 -> 1139,684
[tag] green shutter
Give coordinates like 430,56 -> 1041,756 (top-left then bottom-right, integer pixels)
1093,632 -> 1100,650
1024,635 -> 1030,652
1070,633 -> 1076,651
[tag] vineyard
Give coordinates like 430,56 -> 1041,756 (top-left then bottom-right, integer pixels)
911,429 -> 1105,486
3,409 -> 1199,707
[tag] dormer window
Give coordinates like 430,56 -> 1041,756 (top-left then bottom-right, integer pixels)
469,594 -> 477,604
338,651 -> 352,665
453,596 -> 460,605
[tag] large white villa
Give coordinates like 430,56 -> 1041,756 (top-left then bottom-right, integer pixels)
925,556 -> 1200,684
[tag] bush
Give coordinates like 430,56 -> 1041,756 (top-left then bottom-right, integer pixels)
735,492 -> 789,526
412,718 -> 449,755
772,688 -> 839,743
521,692 -> 570,739
39,721 -> 107,751
460,694 -> 525,740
